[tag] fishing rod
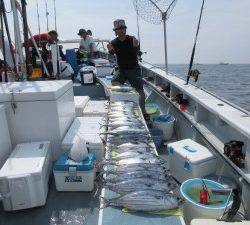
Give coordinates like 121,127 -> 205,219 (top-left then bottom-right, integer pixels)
0,8 -> 7,81
186,0 -> 205,85
21,0 -> 31,79
45,0 -> 49,32
0,0 -> 18,78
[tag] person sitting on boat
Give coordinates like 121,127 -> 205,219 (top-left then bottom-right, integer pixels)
27,30 -> 58,67
77,29 -> 98,62
107,19 -> 149,119
87,29 -> 92,36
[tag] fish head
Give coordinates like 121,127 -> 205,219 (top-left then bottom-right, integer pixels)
167,181 -> 177,190
176,196 -> 184,205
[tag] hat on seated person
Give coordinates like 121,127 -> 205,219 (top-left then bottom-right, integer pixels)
78,29 -> 87,36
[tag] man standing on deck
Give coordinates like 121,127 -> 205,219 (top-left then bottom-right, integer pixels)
107,19 -> 149,119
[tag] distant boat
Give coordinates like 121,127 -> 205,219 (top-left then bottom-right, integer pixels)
219,62 -> 229,65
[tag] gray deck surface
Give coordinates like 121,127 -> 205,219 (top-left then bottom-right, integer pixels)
0,82 -> 183,225
0,178 -> 100,225
0,83 -> 105,225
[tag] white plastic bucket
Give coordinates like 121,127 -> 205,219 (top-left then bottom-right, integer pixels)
181,178 -> 233,225
153,116 -> 175,141
242,180 -> 250,220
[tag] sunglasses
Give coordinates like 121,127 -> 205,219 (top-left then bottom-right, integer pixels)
114,26 -> 126,31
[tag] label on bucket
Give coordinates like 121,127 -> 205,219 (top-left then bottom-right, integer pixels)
65,176 -> 83,183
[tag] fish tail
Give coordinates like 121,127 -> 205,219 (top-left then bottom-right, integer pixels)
99,135 -> 107,144
99,122 -> 107,128
95,171 -> 105,181
99,196 -> 110,209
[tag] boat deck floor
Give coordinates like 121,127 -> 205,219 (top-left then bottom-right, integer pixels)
0,83 -> 105,225
0,83 -> 182,225
73,82 -> 107,100
0,178 -> 100,225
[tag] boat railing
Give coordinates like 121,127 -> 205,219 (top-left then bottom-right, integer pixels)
142,60 -> 250,116
140,60 -> 250,186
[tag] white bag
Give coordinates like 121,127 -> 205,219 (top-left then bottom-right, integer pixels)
69,135 -> 88,162
60,61 -> 74,78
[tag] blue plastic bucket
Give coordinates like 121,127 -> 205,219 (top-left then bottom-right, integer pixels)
152,115 -> 175,140
149,128 -> 163,148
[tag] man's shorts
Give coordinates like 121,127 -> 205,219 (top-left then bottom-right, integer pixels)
112,66 -> 143,91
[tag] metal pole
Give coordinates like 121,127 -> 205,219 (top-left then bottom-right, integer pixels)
135,0 -> 141,43
36,0 -> 41,35
21,0 -> 31,79
0,0 -> 17,75
0,10 -> 7,82
13,0 -> 50,78
163,18 -> 168,73
45,0 -> 49,32
11,0 -> 26,78
53,0 -> 57,31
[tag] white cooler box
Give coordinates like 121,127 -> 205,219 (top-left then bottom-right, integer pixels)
53,153 -> 95,191
90,58 -> 112,77
62,117 -> 105,160
109,87 -> 140,104
0,142 -> 52,211
0,81 -> 75,161
74,96 -> 90,117
79,66 -> 96,84
83,100 -> 108,118
191,219 -> 250,225
168,139 -> 217,183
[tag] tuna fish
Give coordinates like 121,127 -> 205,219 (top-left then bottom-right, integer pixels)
103,178 -> 177,194
101,190 -> 182,211
102,126 -> 149,136
103,164 -> 168,175
101,156 -> 165,167
108,150 -> 158,162
101,170 -> 172,183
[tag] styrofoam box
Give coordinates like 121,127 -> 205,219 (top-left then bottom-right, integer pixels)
74,96 -> 90,117
83,100 -> 108,118
168,139 -> 217,183
109,90 -> 140,104
0,105 -> 12,168
0,142 -> 52,211
0,81 -> 75,161
191,219 -> 250,225
53,153 -> 95,191
62,117 -> 105,160
90,58 -> 112,77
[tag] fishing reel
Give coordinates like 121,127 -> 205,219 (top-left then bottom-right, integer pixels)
188,69 -> 200,83
224,141 -> 245,168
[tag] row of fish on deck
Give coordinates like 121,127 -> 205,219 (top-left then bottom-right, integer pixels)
98,101 -> 183,211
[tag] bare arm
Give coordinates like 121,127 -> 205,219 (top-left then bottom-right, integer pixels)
107,42 -> 115,55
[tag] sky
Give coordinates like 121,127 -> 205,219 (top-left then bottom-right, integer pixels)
6,0 -> 250,64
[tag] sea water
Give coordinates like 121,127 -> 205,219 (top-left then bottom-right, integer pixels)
160,64 -> 250,112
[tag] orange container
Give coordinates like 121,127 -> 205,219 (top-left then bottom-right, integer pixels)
31,68 -> 43,78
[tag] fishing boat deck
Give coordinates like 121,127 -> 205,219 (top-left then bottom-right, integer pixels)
0,82 -> 183,225
97,78 -> 184,225
0,84 -> 105,225
99,189 -> 184,225
0,178 -> 100,225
